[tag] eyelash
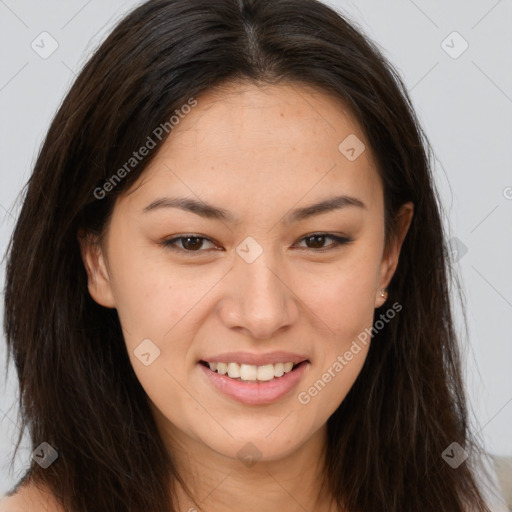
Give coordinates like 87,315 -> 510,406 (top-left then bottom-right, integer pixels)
161,232 -> 353,255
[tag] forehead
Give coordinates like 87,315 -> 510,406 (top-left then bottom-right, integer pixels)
165,80 -> 366,155
122,81 -> 382,214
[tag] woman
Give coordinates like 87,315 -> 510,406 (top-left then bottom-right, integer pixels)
1,0 -> 500,510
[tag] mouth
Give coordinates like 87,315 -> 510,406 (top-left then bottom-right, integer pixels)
198,358 -> 310,405
199,359 -> 308,383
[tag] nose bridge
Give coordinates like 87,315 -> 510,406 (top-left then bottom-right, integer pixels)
220,239 -> 298,338
240,251 -> 283,308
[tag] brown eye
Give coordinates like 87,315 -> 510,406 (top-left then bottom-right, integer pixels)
296,233 -> 352,252
304,234 -> 329,249
179,236 -> 204,251
162,235 -> 216,253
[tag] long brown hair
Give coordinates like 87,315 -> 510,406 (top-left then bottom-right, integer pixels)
3,0 -> 495,510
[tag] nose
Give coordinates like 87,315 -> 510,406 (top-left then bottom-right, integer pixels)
216,247 -> 300,340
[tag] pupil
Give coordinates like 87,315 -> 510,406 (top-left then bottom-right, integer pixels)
184,237 -> 202,250
307,235 -> 325,249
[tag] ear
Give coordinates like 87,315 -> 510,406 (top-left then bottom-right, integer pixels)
375,201 -> 414,308
77,229 -> 116,308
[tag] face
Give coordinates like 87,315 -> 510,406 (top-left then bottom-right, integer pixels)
81,81 -> 413,465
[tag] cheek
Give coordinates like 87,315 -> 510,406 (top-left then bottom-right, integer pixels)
109,253 -> 224,379
106,242 -> 194,343
300,252 -> 380,342
110,266 -> 171,346
115,268 -> 196,420
302,247 -> 380,409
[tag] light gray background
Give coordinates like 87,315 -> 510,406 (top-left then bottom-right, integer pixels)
1,0 -> 511,498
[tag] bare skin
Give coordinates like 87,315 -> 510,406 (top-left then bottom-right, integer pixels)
3,81 -> 413,511
0,483 -> 64,512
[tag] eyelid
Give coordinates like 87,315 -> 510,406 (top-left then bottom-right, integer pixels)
161,232 -> 353,255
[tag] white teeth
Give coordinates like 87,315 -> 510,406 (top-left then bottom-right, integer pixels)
256,364 -> 275,381
205,361 -> 300,381
273,362 -> 284,377
240,364 -> 258,381
283,362 -> 294,372
227,362 -> 241,378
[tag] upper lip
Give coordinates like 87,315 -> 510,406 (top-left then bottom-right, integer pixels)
200,351 -> 309,366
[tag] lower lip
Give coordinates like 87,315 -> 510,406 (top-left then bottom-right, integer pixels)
198,361 -> 309,405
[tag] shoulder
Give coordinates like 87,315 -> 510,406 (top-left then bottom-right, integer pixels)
0,483 -> 65,512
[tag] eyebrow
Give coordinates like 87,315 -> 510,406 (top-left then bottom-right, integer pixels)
142,194 -> 366,224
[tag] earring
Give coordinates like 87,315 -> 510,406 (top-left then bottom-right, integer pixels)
380,287 -> 388,302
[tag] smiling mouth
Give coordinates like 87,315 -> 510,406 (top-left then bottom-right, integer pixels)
199,360 -> 307,383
